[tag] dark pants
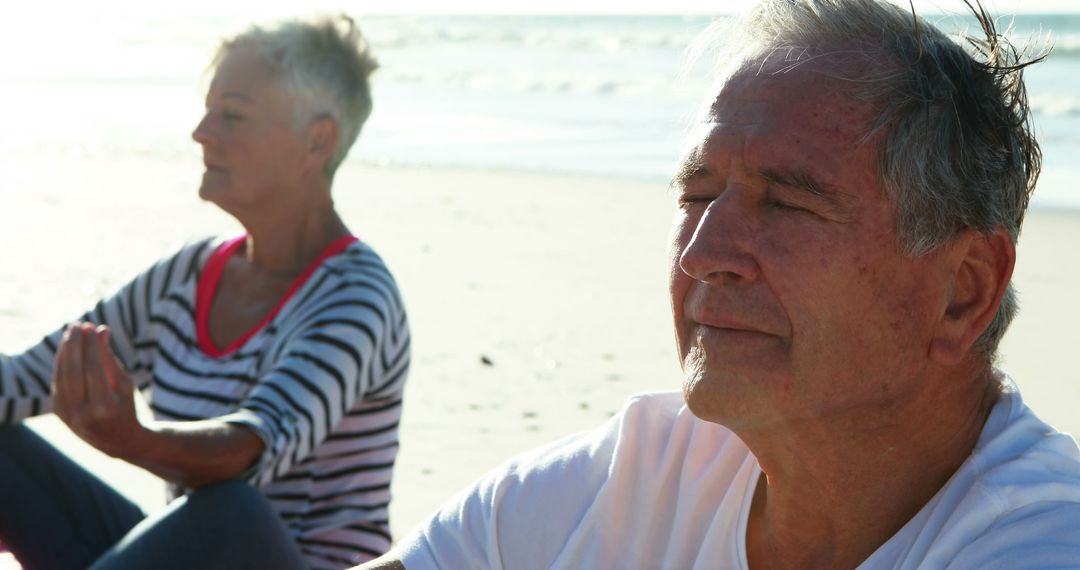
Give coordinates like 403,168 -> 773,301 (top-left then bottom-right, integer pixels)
0,425 -> 308,569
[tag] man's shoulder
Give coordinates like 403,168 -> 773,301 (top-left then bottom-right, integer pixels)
397,390 -> 757,569
596,390 -> 745,458
503,390 -> 709,473
423,390 -> 745,513
974,382 -> 1080,501
491,389 -> 751,510
619,390 -> 690,424
902,383 -> 1080,567
948,501 -> 1080,569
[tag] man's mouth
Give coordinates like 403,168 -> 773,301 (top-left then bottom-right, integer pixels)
688,311 -> 765,335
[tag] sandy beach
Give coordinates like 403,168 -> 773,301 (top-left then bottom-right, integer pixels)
1,156 -> 1077,539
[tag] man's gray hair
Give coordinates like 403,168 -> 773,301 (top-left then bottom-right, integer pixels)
697,0 -> 1045,362
216,14 -> 379,178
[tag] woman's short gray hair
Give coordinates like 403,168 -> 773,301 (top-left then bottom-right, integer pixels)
696,0 -> 1046,363
216,14 -> 378,178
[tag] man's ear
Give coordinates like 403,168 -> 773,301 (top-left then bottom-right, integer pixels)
929,227 -> 1016,365
304,116 -> 339,175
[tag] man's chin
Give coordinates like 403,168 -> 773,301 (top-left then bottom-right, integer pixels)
681,368 -> 781,430
682,372 -> 731,424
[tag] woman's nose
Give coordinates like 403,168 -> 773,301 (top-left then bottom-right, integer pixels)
191,114 -> 215,146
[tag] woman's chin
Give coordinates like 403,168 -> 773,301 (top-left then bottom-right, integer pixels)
198,181 -> 225,202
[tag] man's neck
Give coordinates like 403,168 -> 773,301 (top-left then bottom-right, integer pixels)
743,369 -> 1002,569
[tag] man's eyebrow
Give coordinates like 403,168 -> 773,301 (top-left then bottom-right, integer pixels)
670,152 -> 708,189
758,167 -> 844,204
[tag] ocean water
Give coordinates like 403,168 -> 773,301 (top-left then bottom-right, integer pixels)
1,13 -> 1077,209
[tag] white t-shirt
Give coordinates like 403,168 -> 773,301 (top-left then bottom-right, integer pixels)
398,383 -> 1080,569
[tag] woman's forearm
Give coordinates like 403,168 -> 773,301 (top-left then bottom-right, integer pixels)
123,419 -> 265,489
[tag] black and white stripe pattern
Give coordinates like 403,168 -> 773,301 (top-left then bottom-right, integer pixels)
0,237 -> 411,568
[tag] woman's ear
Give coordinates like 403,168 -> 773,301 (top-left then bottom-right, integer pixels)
305,116 -> 339,175
928,227 -> 1016,366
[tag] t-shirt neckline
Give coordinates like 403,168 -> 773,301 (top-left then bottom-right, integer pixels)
195,234 -> 359,358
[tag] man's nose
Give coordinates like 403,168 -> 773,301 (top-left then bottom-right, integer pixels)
678,192 -> 761,285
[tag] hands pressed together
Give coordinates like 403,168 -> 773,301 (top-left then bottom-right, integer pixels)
52,322 -> 145,458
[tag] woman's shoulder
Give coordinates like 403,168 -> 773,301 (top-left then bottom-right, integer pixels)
114,236 -> 234,296
146,235 -> 229,281
175,235 -> 227,260
325,240 -> 399,283
309,240 -> 407,318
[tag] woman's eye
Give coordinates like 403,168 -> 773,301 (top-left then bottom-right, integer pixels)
222,111 -> 245,122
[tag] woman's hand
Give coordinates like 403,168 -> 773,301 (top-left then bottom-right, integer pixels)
51,322 -> 264,487
52,322 -> 145,458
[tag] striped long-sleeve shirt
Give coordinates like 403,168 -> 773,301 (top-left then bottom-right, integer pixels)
0,235 -> 411,568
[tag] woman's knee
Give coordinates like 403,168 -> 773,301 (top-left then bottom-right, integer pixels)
182,480 -> 276,525
0,424 -> 68,482
0,423 -> 40,451
92,480 -> 302,570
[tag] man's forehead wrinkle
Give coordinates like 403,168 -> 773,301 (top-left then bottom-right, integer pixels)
705,68 -> 804,129
704,95 -> 768,124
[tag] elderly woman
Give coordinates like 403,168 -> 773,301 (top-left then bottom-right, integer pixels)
0,15 -> 409,570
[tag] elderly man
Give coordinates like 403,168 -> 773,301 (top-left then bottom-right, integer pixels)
361,1 -> 1080,569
